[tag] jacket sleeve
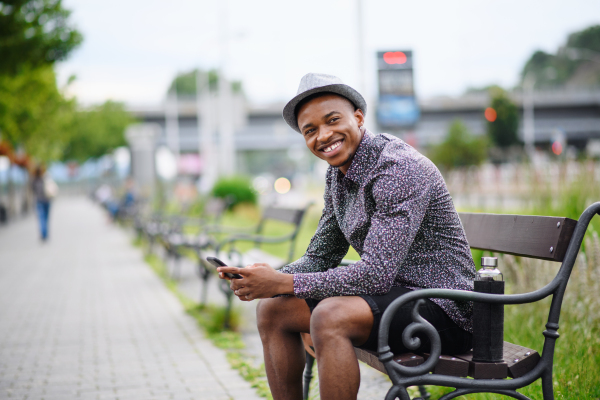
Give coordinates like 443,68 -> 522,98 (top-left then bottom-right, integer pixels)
290,158 -> 432,300
279,173 -> 349,276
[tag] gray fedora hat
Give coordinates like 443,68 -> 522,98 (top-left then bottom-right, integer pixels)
283,73 -> 367,133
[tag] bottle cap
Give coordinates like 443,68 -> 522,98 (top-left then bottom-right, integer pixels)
481,257 -> 498,267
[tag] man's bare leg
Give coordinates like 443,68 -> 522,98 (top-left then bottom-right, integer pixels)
256,296 -> 311,400
310,296 -> 373,400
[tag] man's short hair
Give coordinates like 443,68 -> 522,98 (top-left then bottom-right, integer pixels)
294,92 -> 359,121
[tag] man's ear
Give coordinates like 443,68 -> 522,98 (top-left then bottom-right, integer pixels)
354,108 -> 365,127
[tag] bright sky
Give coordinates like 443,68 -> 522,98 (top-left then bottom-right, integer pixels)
56,0 -> 600,106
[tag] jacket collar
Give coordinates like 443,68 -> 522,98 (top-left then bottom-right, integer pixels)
342,128 -> 376,185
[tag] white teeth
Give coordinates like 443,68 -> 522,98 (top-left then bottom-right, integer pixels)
324,141 -> 341,153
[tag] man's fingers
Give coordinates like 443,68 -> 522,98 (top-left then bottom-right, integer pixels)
218,272 -> 231,280
246,263 -> 269,269
217,266 -> 247,277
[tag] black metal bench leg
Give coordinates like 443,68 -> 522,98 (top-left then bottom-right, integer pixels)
196,260 -> 211,307
385,385 -> 411,400
223,289 -> 234,329
541,368 -> 555,400
171,253 -> 181,281
218,279 -> 234,329
303,352 -> 315,400
145,237 -> 154,256
416,385 -> 431,400
200,270 -> 210,306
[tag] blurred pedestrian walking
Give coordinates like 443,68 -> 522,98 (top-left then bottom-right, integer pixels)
31,166 -> 58,241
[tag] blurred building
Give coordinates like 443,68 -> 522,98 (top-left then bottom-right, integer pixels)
417,89 -> 600,151
127,88 -> 600,177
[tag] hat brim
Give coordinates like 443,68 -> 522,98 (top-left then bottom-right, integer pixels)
282,84 -> 367,133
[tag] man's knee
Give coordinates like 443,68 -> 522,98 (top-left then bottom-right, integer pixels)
256,296 -> 309,337
310,297 -> 372,347
310,298 -> 351,341
256,298 -> 281,333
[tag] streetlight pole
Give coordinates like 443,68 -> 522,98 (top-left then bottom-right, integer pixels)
356,0 -> 366,95
217,0 -> 236,176
197,70 -> 217,193
523,72 -> 536,161
165,86 -> 181,165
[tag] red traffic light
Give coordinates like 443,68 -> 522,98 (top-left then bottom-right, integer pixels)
383,52 -> 407,65
484,107 -> 497,122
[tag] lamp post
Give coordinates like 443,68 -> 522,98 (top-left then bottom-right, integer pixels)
522,72 -> 536,161
165,87 -> 181,167
356,0 -> 366,95
197,70 -> 218,193
216,0 -> 236,177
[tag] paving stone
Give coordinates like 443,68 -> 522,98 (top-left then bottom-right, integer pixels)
0,197 -> 260,400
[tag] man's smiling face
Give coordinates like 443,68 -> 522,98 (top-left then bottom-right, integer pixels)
296,94 -> 365,174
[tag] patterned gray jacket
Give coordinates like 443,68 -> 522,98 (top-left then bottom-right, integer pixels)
279,130 -> 476,332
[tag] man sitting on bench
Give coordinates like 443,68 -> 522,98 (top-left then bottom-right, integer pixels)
216,73 -> 476,400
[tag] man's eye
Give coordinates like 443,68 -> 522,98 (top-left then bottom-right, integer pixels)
329,117 -> 339,124
304,129 -> 315,136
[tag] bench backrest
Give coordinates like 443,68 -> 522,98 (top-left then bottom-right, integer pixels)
255,204 -> 312,263
458,213 -> 577,262
202,197 -> 229,224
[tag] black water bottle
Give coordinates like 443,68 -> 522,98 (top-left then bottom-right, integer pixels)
472,257 -> 504,362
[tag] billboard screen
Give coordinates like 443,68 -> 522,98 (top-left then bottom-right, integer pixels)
376,50 -> 419,127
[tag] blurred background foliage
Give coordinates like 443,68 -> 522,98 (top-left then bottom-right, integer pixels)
62,101 -> 134,163
0,0 -> 83,75
211,176 -> 257,209
428,120 -> 487,170
521,25 -> 600,88
486,88 -> 520,149
0,0 -> 134,166
168,68 -> 243,95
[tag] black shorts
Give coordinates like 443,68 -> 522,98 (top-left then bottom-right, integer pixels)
305,286 -> 472,355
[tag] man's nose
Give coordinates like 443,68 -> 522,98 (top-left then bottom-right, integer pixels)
316,127 -> 333,143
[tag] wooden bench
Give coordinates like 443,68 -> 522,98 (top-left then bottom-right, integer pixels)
301,203 -> 600,400
202,203 -> 312,327
157,197 -> 230,279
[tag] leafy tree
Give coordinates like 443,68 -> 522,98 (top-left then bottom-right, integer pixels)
568,24 -> 600,53
521,24 -> 600,88
487,88 -> 519,149
0,0 -> 82,75
168,68 -> 243,96
0,0 -> 83,164
0,65 -> 74,162
62,101 -> 135,163
428,119 -> 487,171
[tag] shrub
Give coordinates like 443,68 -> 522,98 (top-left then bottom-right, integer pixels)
211,176 -> 257,209
487,87 -> 519,149
428,119 -> 488,171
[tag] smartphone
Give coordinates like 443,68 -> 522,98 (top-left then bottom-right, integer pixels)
206,256 -> 243,279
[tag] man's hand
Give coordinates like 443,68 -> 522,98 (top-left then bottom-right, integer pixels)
217,263 -> 294,301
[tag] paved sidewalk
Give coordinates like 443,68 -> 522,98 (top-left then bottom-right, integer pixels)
0,197 -> 261,400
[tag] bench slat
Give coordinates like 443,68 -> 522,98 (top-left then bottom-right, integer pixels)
354,341 -> 538,380
455,352 -> 508,379
504,342 -> 541,378
423,354 -> 469,377
459,213 -> 577,262
263,207 -> 305,225
354,348 -> 424,375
